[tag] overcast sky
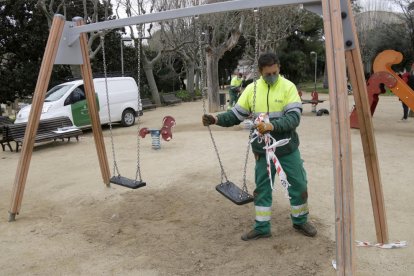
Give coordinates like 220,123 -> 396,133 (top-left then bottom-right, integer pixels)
357,0 -> 402,12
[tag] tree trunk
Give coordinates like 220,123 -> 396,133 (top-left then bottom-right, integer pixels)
206,52 -> 220,112
195,69 -> 200,91
186,61 -> 195,99
143,64 -> 161,106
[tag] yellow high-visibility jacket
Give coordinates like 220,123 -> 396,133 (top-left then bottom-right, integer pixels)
217,75 -> 302,156
230,76 -> 243,87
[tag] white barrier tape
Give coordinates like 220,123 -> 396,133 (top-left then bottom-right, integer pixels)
331,241 -> 407,271
251,113 -> 291,198
355,240 -> 408,249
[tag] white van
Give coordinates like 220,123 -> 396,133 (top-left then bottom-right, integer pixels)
15,77 -> 143,127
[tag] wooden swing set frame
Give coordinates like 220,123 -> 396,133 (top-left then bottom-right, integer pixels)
8,0 -> 389,274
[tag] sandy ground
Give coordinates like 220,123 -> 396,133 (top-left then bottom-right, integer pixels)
0,92 -> 413,276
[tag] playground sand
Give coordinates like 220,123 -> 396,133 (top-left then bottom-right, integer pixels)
0,92 -> 413,275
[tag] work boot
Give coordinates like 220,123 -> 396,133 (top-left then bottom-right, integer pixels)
241,230 -> 272,241
293,222 -> 317,237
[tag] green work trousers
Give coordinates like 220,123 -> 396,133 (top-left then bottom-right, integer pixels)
228,88 -> 239,108
253,149 -> 309,234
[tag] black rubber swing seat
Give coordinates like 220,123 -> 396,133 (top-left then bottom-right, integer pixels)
216,181 -> 254,205
110,175 -> 146,189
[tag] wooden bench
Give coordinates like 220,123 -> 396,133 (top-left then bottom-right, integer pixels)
161,93 -> 182,105
0,116 -> 14,151
1,116 -> 82,152
0,116 -> 13,133
0,116 -> 13,125
141,98 -> 156,110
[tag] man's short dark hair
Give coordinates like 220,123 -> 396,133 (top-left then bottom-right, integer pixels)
258,53 -> 280,70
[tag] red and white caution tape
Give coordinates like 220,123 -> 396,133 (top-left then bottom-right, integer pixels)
332,241 -> 407,270
332,260 -> 337,270
251,113 -> 291,198
355,240 -> 408,249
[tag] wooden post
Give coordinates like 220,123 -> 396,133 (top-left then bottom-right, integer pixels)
321,0 -> 356,274
344,3 -> 388,244
74,17 -> 111,186
8,15 -> 66,221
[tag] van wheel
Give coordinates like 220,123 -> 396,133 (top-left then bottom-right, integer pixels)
121,109 -> 135,127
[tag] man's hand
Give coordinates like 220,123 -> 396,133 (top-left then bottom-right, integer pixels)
202,114 -> 217,126
256,122 -> 274,134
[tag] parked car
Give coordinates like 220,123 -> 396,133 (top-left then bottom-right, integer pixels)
15,77 -> 143,127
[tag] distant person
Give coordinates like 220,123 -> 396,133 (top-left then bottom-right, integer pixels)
220,76 -> 226,90
179,77 -> 186,90
228,73 -> 243,110
399,72 -> 412,121
403,70 -> 414,120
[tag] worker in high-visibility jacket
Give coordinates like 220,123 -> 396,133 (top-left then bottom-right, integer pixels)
228,73 -> 243,109
202,53 -> 317,240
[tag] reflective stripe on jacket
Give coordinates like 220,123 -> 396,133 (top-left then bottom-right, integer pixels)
217,76 -> 302,156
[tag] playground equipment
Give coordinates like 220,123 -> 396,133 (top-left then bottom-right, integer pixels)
201,11 -> 258,206
350,50 -> 414,128
100,33 -> 146,190
139,116 -> 176,150
298,90 -> 329,115
7,0 -> 396,274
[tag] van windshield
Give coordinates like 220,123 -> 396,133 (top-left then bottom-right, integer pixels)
44,85 -> 73,102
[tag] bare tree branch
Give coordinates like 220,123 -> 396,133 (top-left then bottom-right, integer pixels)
89,43 -> 103,60
83,0 -> 88,22
37,0 -> 53,27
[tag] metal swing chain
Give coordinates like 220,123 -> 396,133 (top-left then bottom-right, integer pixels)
100,33 -> 121,177
197,15 -> 228,183
135,25 -> 143,182
241,8 -> 260,193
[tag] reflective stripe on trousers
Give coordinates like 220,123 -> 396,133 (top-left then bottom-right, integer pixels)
291,203 -> 309,217
255,205 -> 271,222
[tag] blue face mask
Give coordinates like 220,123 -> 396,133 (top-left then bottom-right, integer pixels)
263,74 -> 278,85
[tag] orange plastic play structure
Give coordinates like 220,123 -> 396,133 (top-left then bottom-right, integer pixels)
350,50 -> 414,128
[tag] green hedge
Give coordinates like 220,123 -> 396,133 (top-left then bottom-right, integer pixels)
174,89 -> 203,102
